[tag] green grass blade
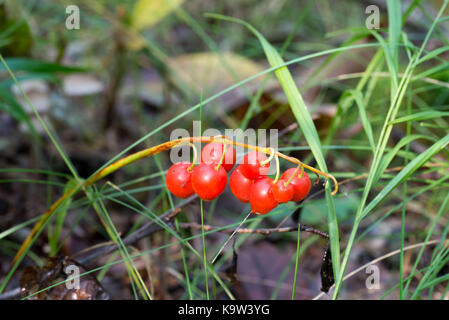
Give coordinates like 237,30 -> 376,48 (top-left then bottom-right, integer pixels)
49,180 -> 75,256
389,110 -> 449,125
387,0 -> 402,73
91,186 -> 151,300
351,90 -> 376,153
417,45 -> 449,64
373,134 -> 436,185
0,57 -> 87,73
361,133 -> 449,219
333,0 -> 449,299
0,55 -> 80,181
291,226 -> 301,300
200,200 -> 209,300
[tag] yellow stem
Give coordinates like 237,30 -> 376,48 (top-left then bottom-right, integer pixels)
215,142 -> 227,171
175,142 -> 198,171
273,155 -> 280,184
260,147 -> 275,166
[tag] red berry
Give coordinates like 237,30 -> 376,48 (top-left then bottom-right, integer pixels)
201,142 -> 236,172
281,168 -> 311,201
191,163 -> 227,201
272,179 -> 294,203
166,162 -> 194,199
249,177 -> 278,215
240,151 -> 270,180
230,165 -> 254,203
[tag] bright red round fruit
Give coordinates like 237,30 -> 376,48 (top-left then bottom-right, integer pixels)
191,163 -> 228,201
166,162 -> 195,199
230,165 -> 254,203
281,168 -> 311,201
201,142 -> 236,172
249,177 -> 278,215
272,179 -> 294,203
240,151 -> 270,180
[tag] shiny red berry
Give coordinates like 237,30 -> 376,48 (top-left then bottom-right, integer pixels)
166,162 -> 194,199
281,168 -> 311,201
201,142 -> 236,172
240,151 -> 270,180
230,165 -> 254,203
249,177 -> 278,215
272,179 -> 294,203
191,163 -> 227,201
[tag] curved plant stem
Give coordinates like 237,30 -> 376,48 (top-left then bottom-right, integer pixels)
285,164 -> 303,186
260,147 -> 275,166
172,141 -> 199,171
6,136 -> 338,291
214,142 -> 228,171
273,155 -> 280,183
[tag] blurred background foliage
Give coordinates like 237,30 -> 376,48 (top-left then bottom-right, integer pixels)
1,0 -> 449,300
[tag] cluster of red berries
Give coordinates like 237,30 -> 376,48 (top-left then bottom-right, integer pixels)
166,142 -> 311,215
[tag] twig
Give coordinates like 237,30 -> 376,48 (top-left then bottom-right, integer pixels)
177,222 -> 329,239
0,287 -> 21,300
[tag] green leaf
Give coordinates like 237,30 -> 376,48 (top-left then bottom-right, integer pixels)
0,73 -> 58,89
0,58 -> 86,74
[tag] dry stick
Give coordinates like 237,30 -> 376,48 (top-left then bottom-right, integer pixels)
177,222 -> 329,239
7,136 -> 338,290
0,287 -> 21,300
77,211 -> 329,265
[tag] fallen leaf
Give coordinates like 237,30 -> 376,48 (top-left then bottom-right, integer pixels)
168,52 -> 265,94
63,74 -> 104,96
131,0 -> 184,31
